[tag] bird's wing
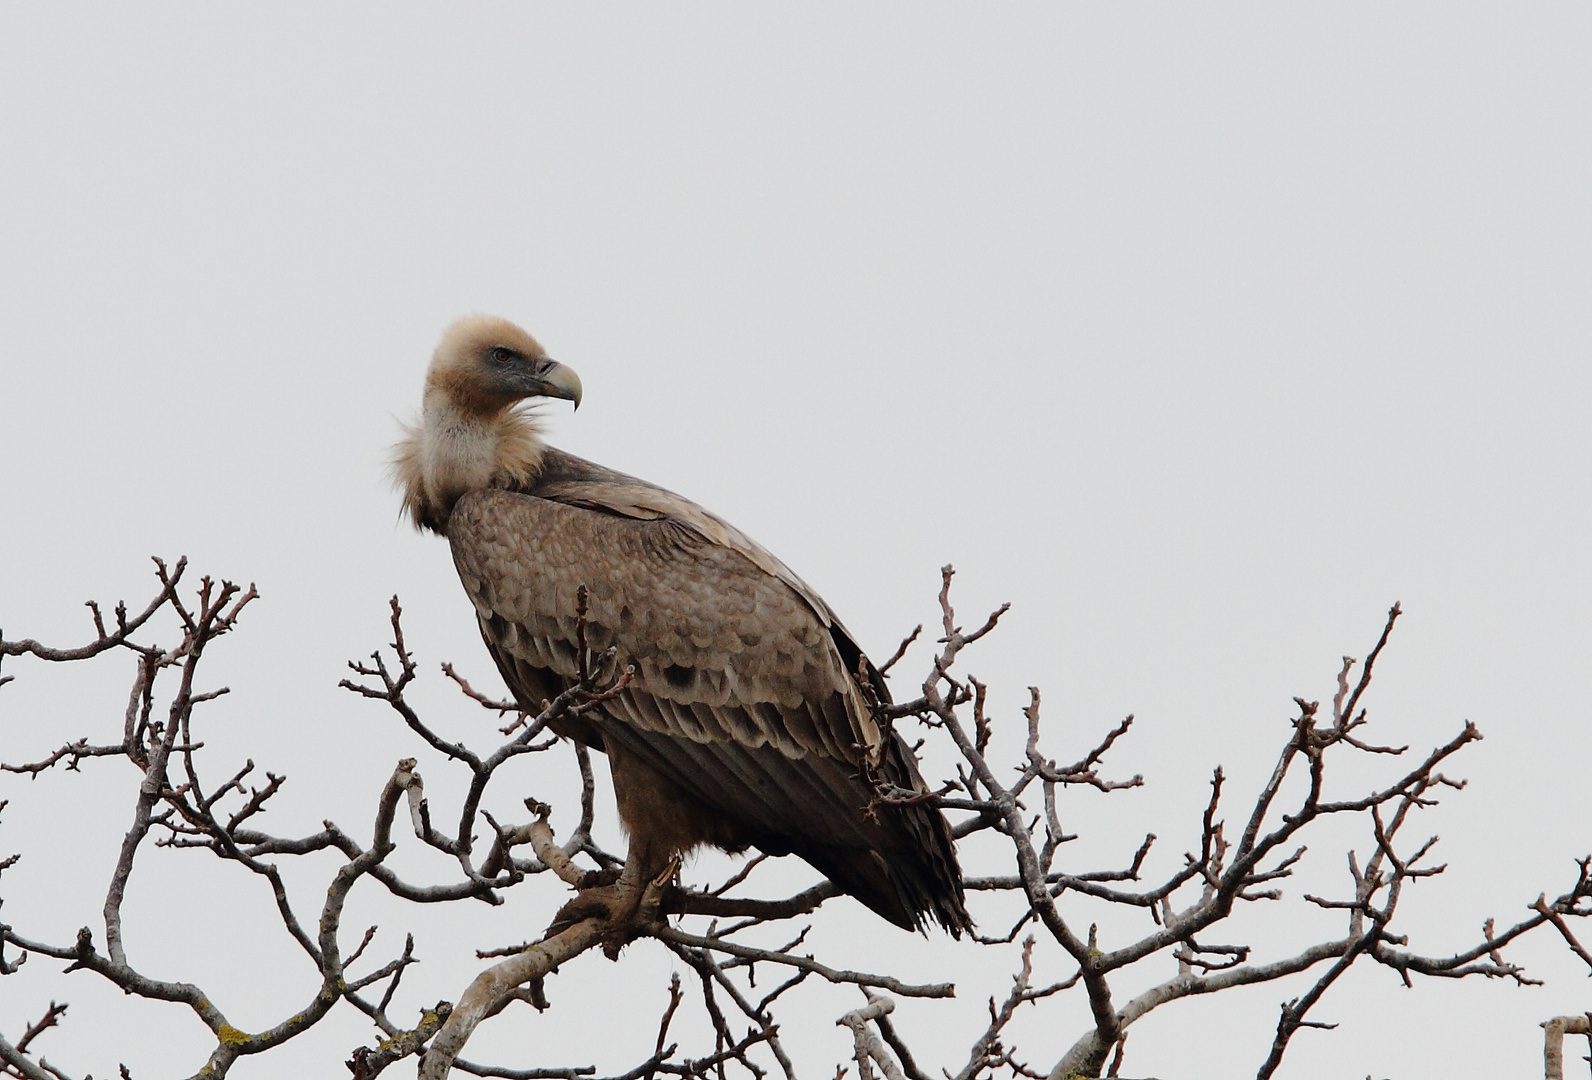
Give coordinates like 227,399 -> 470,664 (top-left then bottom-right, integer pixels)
527,449 -> 851,633
446,460 -> 967,933
448,479 -> 882,764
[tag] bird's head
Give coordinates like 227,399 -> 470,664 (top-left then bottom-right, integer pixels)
426,315 -> 583,417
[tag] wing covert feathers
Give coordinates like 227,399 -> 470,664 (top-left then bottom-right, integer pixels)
447,453 -> 970,935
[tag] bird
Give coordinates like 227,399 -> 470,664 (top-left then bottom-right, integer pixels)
395,315 -> 970,937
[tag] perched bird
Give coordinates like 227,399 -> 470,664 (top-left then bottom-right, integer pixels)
396,315 -> 969,936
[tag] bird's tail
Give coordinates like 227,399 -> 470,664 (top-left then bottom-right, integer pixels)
804,829 -> 972,937
804,728 -> 973,937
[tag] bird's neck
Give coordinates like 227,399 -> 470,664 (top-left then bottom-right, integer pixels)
396,394 -> 547,532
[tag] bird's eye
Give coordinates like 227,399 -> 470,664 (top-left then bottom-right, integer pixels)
489,346 -> 516,366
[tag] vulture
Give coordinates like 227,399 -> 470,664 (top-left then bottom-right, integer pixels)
395,315 -> 970,936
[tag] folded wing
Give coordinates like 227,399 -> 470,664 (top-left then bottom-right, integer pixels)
446,451 -> 969,934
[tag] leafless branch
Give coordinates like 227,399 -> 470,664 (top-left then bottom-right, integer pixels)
3,562 -> 1586,1080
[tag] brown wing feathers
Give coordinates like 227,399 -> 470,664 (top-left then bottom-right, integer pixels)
447,454 -> 970,935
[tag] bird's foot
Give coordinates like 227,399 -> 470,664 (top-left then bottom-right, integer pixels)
545,885 -> 624,936
544,857 -> 679,959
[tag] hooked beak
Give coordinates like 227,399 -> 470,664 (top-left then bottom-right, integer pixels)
536,360 -> 583,410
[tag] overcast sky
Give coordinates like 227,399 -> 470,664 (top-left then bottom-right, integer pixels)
1,6 -> 1588,1078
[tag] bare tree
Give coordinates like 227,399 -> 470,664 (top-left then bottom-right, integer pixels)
2,559 -> 1588,1079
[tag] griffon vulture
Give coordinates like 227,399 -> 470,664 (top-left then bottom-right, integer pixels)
396,315 -> 970,936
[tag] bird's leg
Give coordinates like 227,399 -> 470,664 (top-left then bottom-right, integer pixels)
596,852 -> 679,958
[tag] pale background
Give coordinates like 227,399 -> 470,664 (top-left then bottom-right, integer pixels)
1,5 -> 1588,1078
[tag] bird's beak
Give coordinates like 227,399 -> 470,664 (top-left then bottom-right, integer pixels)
538,360 -> 583,410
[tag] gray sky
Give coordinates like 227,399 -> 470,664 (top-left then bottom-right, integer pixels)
1,5 -> 1588,1077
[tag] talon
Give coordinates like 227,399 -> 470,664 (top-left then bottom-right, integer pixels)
543,869 -> 661,959
651,855 -> 682,889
